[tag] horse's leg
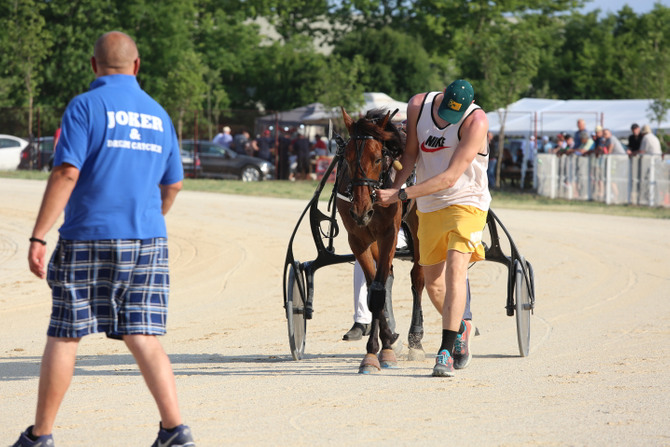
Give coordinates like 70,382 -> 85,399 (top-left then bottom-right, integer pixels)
405,203 -> 426,361
372,253 -> 398,368
359,318 -> 381,374
408,262 -> 426,361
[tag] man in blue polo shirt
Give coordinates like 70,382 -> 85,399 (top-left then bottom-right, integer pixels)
14,31 -> 194,446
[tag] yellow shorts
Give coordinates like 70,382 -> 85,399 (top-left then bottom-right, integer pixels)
416,205 -> 487,266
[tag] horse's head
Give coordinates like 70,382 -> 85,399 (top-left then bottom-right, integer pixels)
340,107 -> 404,227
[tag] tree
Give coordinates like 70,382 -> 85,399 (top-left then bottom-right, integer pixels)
3,0 -> 52,137
459,21 -> 541,188
39,0 -> 122,110
250,38 -> 330,111
162,50 -> 207,144
331,27 -> 442,101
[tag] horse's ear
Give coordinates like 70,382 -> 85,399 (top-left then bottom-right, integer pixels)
341,107 -> 354,133
380,111 -> 391,130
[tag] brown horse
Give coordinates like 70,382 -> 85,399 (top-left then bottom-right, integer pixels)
336,107 -> 426,373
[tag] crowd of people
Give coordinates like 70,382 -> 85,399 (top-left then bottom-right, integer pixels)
529,119 -> 663,158
212,125 -> 332,180
487,119 -> 665,188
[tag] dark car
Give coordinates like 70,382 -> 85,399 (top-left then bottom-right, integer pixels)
19,136 -> 55,171
180,140 -> 274,181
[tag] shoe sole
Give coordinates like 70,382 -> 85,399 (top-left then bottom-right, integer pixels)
431,366 -> 455,377
453,351 -> 472,370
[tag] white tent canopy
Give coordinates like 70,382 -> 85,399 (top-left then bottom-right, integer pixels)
487,98 -> 670,138
258,92 -> 408,126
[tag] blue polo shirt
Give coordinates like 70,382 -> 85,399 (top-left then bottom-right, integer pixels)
55,75 -> 183,240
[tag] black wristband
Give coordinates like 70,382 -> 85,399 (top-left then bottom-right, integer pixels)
29,237 -> 47,245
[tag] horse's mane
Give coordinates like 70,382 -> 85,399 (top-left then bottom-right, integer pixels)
352,108 -> 406,158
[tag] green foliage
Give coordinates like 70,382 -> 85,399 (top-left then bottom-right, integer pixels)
3,0 -> 52,136
331,27 -> 441,101
1,0 -> 670,136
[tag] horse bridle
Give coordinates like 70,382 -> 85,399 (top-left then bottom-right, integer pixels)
342,132 -> 395,203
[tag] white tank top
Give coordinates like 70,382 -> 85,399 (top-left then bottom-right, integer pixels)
415,91 -> 491,213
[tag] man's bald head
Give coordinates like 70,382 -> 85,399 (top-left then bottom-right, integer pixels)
92,31 -> 139,76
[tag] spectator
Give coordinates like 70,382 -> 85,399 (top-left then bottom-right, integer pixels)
553,133 -> 566,153
13,31 -> 194,447
313,134 -> 328,157
213,125 -> 233,148
520,136 -> 536,188
232,130 -> 250,155
574,118 -> 587,144
292,130 -> 311,180
541,135 -> 553,153
594,125 -> 608,156
253,130 -> 274,162
571,130 -> 594,155
627,123 -> 642,155
487,131 -> 497,187
277,130 -> 292,180
603,128 -> 626,155
639,124 -> 662,155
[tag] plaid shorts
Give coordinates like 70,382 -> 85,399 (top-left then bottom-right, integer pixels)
46,238 -> 170,339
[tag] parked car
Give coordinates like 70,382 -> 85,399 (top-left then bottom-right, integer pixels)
18,136 -> 55,171
180,140 -> 275,181
0,134 -> 29,170
180,148 -> 203,178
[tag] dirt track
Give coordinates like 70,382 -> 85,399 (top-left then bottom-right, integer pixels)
1,178 -> 669,446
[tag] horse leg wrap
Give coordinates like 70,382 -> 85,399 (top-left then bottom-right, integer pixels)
368,281 -> 385,313
384,274 -> 396,334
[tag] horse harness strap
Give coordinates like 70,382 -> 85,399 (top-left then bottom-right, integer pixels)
347,134 -> 394,203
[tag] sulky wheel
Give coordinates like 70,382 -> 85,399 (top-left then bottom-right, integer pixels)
514,258 -> 532,357
285,261 -> 307,360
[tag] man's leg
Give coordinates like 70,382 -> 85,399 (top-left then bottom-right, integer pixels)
343,261 -> 372,341
352,260 -> 372,325
425,251 -> 471,377
123,334 -> 182,429
423,261 -> 472,321
32,336 -> 81,436
442,250 -> 471,332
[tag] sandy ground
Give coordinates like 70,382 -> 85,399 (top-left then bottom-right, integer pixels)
1,177 -> 669,446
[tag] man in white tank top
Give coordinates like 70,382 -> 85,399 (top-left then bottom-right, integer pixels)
378,79 -> 490,377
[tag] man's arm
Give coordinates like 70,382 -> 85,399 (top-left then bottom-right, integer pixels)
377,93 -> 424,204
160,181 -> 183,215
28,163 -> 80,279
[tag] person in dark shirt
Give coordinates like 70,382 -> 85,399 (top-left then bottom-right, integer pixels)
292,130 -> 311,180
627,123 -> 642,155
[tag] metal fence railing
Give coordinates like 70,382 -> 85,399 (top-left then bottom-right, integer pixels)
535,154 -> 670,207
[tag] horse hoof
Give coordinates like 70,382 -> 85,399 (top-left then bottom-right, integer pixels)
407,347 -> 426,361
359,353 -> 381,374
379,349 -> 398,368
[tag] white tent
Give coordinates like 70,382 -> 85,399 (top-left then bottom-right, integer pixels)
487,98 -> 670,138
300,92 -> 408,124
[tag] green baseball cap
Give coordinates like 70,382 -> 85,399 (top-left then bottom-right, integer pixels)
438,79 -> 474,124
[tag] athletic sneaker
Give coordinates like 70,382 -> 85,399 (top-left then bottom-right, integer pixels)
151,424 -> 195,447
432,349 -> 455,377
12,426 -> 54,447
453,319 -> 473,370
